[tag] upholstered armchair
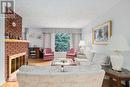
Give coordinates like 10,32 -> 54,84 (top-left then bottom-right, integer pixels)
43,48 -> 54,61
66,48 -> 77,61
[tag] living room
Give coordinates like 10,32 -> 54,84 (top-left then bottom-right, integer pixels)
0,0 -> 130,87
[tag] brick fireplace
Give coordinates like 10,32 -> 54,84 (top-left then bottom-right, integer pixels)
5,42 -> 29,80
5,9 -> 29,80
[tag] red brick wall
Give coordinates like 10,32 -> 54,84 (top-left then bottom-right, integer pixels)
5,9 -> 29,80
5,42 -> 29,80
5,12 -> 22,38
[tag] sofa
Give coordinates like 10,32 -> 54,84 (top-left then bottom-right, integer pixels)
92,53 -> 110,66
17,65 -> 105,87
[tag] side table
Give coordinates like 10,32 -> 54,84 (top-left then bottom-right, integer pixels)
103,67 -> 130,87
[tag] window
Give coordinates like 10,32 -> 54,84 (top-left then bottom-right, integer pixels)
55,33 -> 70,52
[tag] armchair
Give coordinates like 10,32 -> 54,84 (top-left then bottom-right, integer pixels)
66,48 -> 77,61
43,48 -> 54,61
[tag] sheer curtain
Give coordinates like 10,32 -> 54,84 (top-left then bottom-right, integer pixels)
44,33 -> 51,48
42,28 -> 81,51
71,33 -> 81,51
51,33 -> 55,51
43,33 -> 81,50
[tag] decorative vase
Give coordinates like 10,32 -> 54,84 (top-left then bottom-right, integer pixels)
110,55 -> 123,71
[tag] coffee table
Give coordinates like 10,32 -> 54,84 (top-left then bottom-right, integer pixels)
51,58 -> 77,72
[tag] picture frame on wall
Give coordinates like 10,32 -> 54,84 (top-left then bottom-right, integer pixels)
92,20 -> 112,45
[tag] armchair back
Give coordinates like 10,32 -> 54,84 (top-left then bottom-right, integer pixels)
66,48 -> 77,60
44,48 -> 53,54
43,48 -> 54,61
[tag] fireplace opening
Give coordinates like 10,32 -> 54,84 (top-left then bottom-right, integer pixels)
9,52 -> 26,78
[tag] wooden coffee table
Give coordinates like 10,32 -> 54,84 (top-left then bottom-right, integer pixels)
103,66 -> 130,87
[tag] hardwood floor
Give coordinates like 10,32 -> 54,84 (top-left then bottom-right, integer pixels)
1,58 -> 110,87
28,58 -> 51,66
1,82 -> 18,87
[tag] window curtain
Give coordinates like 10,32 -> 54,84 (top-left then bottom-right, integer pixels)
44,33 -> 51,48
71,33 -> 81,51
51,33 -> 55,51
42,28 -> 81,51
43,33 -> 81,51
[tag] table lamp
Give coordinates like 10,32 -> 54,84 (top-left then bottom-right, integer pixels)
107,35 -> 130,71
79,40 -> 85,54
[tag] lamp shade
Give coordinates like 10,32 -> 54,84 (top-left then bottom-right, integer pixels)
79,40 -> 85,47
107,35 -> 130,51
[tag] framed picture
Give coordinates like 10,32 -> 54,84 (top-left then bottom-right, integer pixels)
92,20 -> 112,45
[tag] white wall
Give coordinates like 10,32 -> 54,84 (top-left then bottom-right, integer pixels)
0,14 -> 5,85
27,28 -> 44,48
82,0 -> 130,70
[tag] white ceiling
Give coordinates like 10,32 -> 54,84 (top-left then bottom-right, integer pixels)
15,0 -> 121,28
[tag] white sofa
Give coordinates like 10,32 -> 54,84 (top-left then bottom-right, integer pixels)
17,65 -> 105,87
92,53 -> 110,66
84,50 -> 110,66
